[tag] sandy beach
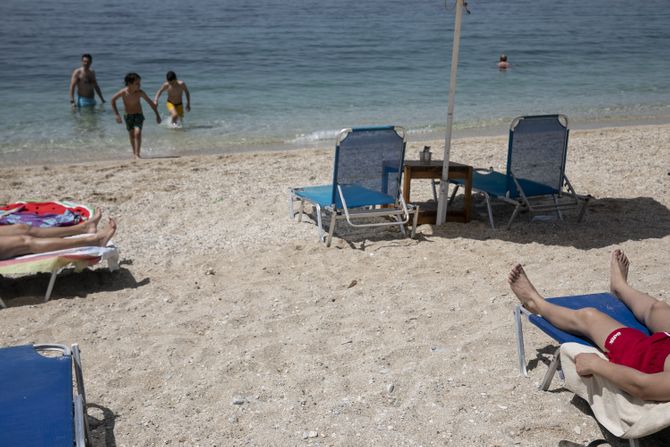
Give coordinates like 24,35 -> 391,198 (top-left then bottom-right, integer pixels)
1,123 -> 669,446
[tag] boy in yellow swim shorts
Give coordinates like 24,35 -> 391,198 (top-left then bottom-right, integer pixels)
154,71 -> 191,126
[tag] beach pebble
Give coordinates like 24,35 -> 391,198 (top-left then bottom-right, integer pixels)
228,415 -> 238,423
302,431 -> 318,439
573,425 -> 581,435
205,267 -> 215,275
387,383 -> 395,393
232,396 -> 246,405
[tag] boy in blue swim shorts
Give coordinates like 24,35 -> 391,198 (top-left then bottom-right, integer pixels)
111,73 -> 161,159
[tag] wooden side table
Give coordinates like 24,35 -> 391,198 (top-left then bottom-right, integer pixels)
402,160 -> 473,225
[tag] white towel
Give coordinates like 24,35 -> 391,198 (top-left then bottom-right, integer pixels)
560,342 -> 670,439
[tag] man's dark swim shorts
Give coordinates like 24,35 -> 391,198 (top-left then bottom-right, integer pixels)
124,113 -> 145,131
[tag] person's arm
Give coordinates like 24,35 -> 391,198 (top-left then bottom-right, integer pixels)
91,71 -> 105,103
154,82 -> 168,105
576,353 -> 670,401
182,82 -> 191,112
69,70 -> 79,106
141,90 -> 161,124
110,90 -> 123,124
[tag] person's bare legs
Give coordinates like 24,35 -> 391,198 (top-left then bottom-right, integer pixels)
0,208 -> 101,238
610,249 -> 670,332
134,128 -> 142,159
128,128 -> 142,159
128,130 -> 136,158
509,264 -> 623,351
170,109 -> 179,126
0,218 -> 116,260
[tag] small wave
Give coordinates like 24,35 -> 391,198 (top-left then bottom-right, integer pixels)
289,129 -> 341,144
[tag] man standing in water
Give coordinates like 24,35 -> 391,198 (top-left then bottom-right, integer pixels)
69,53 -> 105,108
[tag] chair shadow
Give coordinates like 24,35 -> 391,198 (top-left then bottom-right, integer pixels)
87,403 -> 118,447
429,196 -> 670,249
297,196 -> 669,250
524,344 -> 559,376
0,263 -> 149,308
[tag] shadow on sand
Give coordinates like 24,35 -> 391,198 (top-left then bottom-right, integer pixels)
306,196 -> 670,250
0,265 -> 148,309
87,403 -> 119,447
428,196 -> 670,250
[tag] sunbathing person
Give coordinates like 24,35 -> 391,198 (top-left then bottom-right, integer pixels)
0,208 -> 102,237
509,249 -> 670,401
0,212 -> 116,261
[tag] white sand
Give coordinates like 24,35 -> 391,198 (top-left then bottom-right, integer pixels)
1,124 -> 669,446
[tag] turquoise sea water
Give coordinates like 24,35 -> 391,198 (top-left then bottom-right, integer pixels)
1,0 -> 669,165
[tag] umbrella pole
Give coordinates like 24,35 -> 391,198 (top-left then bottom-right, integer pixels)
436,0 -> 464,225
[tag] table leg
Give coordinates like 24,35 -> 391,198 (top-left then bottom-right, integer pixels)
463,166 -> 472,223
402,166 -> 411,205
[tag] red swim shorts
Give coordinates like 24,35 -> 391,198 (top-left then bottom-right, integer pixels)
605,328 -> 670,374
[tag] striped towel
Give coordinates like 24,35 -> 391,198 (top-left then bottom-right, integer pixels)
0,245 -> 119,276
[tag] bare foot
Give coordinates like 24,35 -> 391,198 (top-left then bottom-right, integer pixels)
508,264 -> 544,314
610,249 -> 630,297
83,208 -> 102,233
97,218 -> 117,247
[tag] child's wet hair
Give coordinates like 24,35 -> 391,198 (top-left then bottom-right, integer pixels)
166,71 -> 177,82
124,72 -> 141,86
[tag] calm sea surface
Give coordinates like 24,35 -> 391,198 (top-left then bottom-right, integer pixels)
1,0 -> 669,164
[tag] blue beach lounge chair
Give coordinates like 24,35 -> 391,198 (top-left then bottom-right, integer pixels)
0,343 -> 89,447
514,292 -> 649,386
450,114 -> 590,229
513,293 -> 667,446
288,126 -> 419,246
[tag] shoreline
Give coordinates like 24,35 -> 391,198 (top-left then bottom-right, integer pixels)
2,116 -> 669,169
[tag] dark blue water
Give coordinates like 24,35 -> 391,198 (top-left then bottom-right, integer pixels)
1,0 -> 669,164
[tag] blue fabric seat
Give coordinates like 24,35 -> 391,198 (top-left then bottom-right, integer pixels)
0,344 -> 88,447
527,293 -> 650,347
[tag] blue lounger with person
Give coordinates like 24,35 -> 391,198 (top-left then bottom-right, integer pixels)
288,126 -> 418,246
514,292 -> 650,388
0,344 -> 89,446
513,293 -> 670,446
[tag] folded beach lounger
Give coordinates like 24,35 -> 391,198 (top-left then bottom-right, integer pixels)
0,244 -> 119,308
514,293 -> 668,446
288,126 -> 418,247
0,344 -> 89,447
450,115 -> 589,229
